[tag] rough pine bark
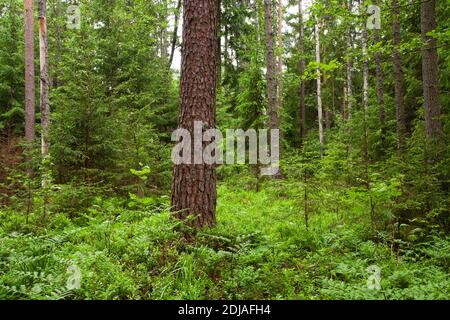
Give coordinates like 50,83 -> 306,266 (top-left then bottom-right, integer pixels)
298,0 -> 306,143
421,0 -> 442,148
392,0 -> 406,150
315,21 -> 324,158
264,0 -> 278,130
24,0 -> 35,142
38,0 -> 50,157
171,0 -> 218,228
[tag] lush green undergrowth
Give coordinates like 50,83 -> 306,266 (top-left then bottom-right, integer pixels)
0,180 -> 449,300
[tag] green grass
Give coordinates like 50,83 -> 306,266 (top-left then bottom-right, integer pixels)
0,181 -> 449,300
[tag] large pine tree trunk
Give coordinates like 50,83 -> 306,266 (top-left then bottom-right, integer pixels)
392,0 -> 406,150
264,0 -> 278,130
315,21 -> 324,158
298,0 -> 306,144
171,0 -> 218,228
421,0 -> 442,149
24,0 -> 35,143
38,0 -> 50,157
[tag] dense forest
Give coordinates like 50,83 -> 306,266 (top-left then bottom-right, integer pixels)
0,0 -> 449,300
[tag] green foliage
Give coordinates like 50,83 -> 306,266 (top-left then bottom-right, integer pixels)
0,0 -> 449,301
1,179 -> 448,300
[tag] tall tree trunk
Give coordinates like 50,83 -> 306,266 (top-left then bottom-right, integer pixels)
52,0 -> 61,88
169,0 -> 182,67
345,0 -> 353,120
277,0 -> 283,122
171,0 -> 218,228
361,1 -> 369,164
24,0 -> 36,219
159,0 -> 169,61
374,29 -> 386,147
392,0 -> 406,150
421,0 -> 442,154
38,0 -> 50,157
342,86 -> 347,119
361,28 -> 369,113
298,0 -> 306,144
315,21 -> 324,158
264,0 -> 278,130
24,0 -> 35,143
217,0 -> 222,87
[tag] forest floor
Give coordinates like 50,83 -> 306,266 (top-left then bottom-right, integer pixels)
0,178 -> 449,300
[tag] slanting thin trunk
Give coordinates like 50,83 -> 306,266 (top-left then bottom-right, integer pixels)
298,0 -> 306,143
421,0 -> 442,150
392,0 -> 406,150
159,0 -> 169,60
345,0 -> 353,120
38,0 -> 50,157
169,0 -> 182,67
277,0 -> 283,121
264,0 -> 278,130
171,0 -> 218,228
24,0 -> 35,142
315,21 -> 324,158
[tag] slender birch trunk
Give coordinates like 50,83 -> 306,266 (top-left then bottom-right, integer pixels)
264,0 -> 278,130
315,21 -> 324,158
298,0 -> 306,143
38,0 -> 50,158
277,0 -> 284,121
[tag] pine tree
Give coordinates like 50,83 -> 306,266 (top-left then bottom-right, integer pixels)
24,0 -> 35,142
171,0 -> 219,228
421,0 -> 442,158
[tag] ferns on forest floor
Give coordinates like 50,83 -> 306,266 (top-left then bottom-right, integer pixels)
0,181 -> 448,300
